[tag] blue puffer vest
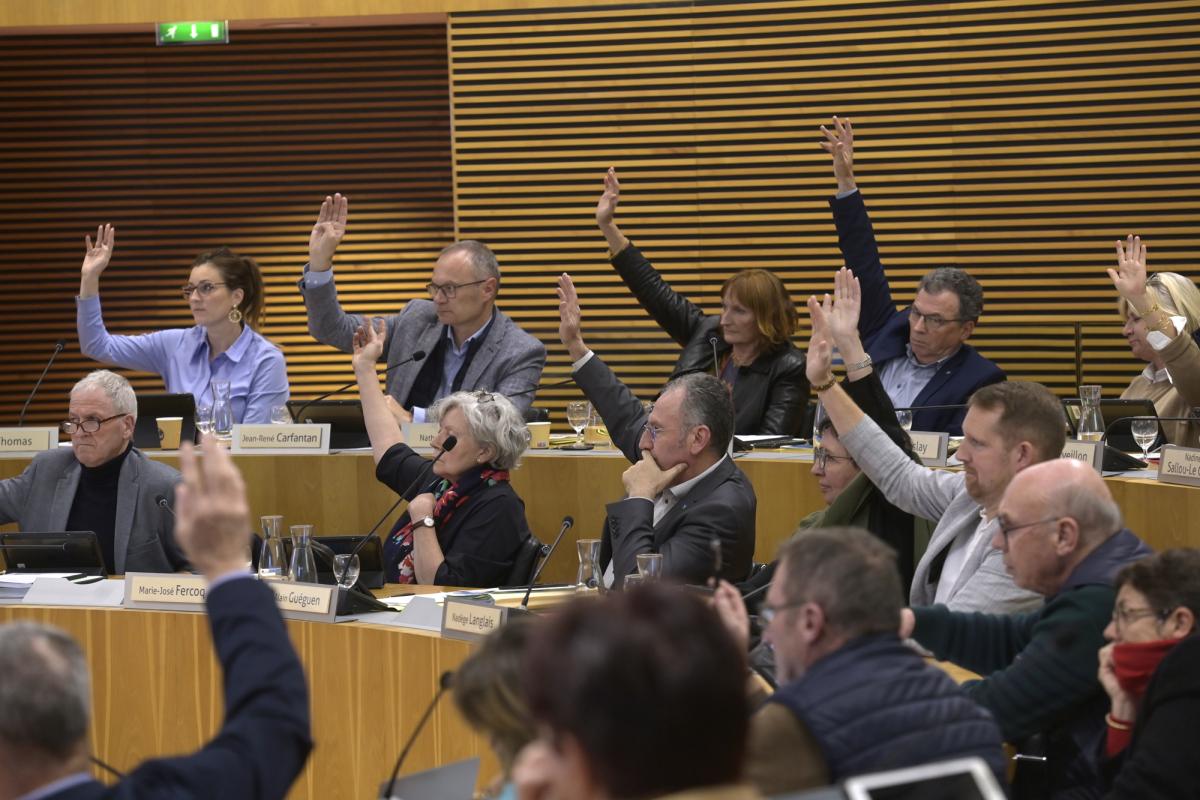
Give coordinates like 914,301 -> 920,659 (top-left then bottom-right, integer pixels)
768,632 -> 1007,785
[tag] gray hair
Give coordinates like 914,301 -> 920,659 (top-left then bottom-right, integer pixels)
776,527 -> 904,639
918,267 -> 984,322
429,390 -> 529,470
70,369 -> 137,418
663,372 -> 735,456
440,240 -> 501,285
1047,482 -> 1123,547
0,623 -> 91,759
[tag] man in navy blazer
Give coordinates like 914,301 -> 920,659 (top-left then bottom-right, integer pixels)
821,118 -> 1004,435
0,439 -> 311,800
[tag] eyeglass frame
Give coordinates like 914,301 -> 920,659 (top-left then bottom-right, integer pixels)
996,515 -> 1061,544
812,445 -> 855,472
908,306 -> 966,330
181,281 -> 228,299
760,600 -> 808,625
60,414 -> 129,435
1110,603 -> 1170,631
471,390 -> 496,404
425,278 -> 488,299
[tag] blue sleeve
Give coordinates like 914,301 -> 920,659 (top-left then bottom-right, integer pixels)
77,294 -> 182,376
828,191 -> 899,346
238,345 -> 290,424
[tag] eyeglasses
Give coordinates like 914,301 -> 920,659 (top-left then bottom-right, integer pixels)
761,601 -> 807,624
1111,604 -> 1168,631
472,390 -> 496,404
181,281 -> 227,299
908,307 -> 964,330
426,279 -> 487,299
813,446 -> 854,471
997,516 -> 1060,544
60,414 -> 127,434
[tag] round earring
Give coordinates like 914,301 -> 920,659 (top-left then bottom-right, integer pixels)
228,306 -> 243,324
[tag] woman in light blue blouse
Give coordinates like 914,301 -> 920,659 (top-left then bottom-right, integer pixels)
76,224 -> 288,424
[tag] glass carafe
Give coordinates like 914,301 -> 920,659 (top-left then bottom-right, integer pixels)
575,538 -> 603,592
258,515 -> 288,581
1076,384 -> 1104,442
289,524 -> 318,584
211,379 -> 234,442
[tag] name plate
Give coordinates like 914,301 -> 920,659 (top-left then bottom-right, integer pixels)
1061,440 -> 1102,472
441,597 -> 507,642
266,580 -> 338,622
402,422 -> 441,448
123,572 -> 209,612
0,427 -> 59,453
909,431 -> 949,466
1157,444 -> 1200,487
231,424 -> 330,454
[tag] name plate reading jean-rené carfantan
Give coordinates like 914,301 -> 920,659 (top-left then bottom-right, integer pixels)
231,424 -> 330,454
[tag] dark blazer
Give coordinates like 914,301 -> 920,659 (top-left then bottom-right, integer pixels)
829,191 -> 1005,435
0,447 -> 186,574
376,442 -> 530,587
44,577 -> 311,799
574,354 -> 756,587
611,244 -> 809,436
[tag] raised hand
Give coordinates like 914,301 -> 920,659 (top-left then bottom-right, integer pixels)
174,436 -> 252,582
711,579 -> 750,651
827,267 -> 863,350
81,224 -> 115,278
309,193 -> 348,272
557,272 -> 588,360
596,167 -> 621,228
351,317 -> 386,372
1107,234 -> 1149,304
806,295 -> 835,386
819,116 -> 856,193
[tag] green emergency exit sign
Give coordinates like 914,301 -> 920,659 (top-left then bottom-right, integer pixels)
156,21 -> 229,45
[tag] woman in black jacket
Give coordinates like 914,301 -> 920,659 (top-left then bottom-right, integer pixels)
596,168 -> 809,436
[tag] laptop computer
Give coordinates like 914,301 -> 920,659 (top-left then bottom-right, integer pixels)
841,756 -> 1006,800
133,393 -> 198,449
285,399 -> 369,450
378,757 -> 479,800
0,532 -> 108,577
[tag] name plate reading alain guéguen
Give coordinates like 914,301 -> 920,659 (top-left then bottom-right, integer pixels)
0,427 -> 59,453
1061,440 -> 1103,472
1157,445 -> 1200,487
231,424 -> 330,455
441,597 -> 508,642
908,431 -> 949,467
123,573 -> 209,612
265,580 -> 338,622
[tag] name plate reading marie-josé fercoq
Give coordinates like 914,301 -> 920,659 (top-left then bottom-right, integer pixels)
0,427 -> 59,453
1157,445 -> 1200,487
909,431 -> 949,467
231,424 -> 330,454
123,573 -> 210,612
1060,440 -> 1103,472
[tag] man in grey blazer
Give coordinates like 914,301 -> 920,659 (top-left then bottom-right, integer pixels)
0,370 -> 186,575
299,193 -> 546,420
807,281 -> 1064,614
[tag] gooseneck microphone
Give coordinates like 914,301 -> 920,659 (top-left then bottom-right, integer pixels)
90,754 -> 126,779
290,349 -> 427,422
382,671 -> 454,799
518,515 -> 573,611
503,375 -> 578,400
18,339 -> 66,426
155,495 -> 175,517
710,337 -> 720,377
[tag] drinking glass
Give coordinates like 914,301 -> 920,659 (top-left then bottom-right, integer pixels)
270,404 -> 293,425
812,400 -> 829,445
575,538 -> 602,591
258,515 -> 288,580
1130,416 -> 1158,460
565,401 -> 591,450
195,404 -> 214,437
624,573 -> 644,589
896,410 -> 913,432
636,552 -> 664,581
333,554 -> 361,589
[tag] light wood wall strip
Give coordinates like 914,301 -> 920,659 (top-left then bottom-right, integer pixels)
448,0 -> 1200,424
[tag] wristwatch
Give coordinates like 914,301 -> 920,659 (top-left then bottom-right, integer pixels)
418,516 -> 436,529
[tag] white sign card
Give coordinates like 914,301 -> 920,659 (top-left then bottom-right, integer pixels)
231,424 -> 330,455
402,422 -> 441,449
1061,440 -> 1103,472
0,427 -> 59,453
1157,444 -> 1200,487
441,597 -> 507,642
909,431 -> 949,467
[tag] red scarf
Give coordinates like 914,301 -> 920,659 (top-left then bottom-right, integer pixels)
1112,637 -> 1181,698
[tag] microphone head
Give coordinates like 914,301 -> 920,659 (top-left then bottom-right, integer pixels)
54,338 -> 67,350
562,515 -> 574,528
154,494 -> 169,507
709,337 -> 718,345
441,434 -> 458,452
439,670 -> 454,690
412,350 -> 426,361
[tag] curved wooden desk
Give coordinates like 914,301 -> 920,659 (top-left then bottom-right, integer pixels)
0,600 -> 494,799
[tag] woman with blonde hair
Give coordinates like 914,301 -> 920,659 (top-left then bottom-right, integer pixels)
1107,235 -> 1200,447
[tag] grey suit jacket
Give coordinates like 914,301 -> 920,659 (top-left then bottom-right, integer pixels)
840,415 -> 1041,613
0,447 -> 185,574
299,272 -> 546,413
574,354 -> 757,586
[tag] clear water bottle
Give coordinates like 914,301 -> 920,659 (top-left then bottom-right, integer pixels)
1077,384 -> 1104,442
258,515 -> 288,581
289,524 -> 318,584
211,379 -> 234,442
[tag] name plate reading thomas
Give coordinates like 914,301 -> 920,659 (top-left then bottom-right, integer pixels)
441,597 -> 507,642
266,580 -> 338,622
1157,445 -> 1200,487
232,424 -> 330,455
0,427 -> 59,453
123,572 -> 209,612
402,422 -> 441,449
909,431 -> 949,466
1061,440 -> 1102,472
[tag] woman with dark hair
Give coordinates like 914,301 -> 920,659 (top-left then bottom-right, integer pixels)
76,224 -> 288,424
596,168 -> 809,435
1098,548 -> 1200,797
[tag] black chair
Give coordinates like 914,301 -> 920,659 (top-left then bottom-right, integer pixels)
504,535 -> 548,586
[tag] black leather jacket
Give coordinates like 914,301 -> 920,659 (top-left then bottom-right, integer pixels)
612,244 -> 809,436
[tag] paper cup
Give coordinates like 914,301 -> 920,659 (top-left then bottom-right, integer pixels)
527,421 -> 551,449
157,417 -> 183,450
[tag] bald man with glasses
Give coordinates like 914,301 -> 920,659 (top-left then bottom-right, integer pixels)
0,370 -> 187,575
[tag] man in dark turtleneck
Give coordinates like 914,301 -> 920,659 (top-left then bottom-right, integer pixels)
0,370 -> 186,574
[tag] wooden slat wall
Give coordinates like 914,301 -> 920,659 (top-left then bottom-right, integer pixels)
448,0 -> 1200,426
0,25 -> 454,425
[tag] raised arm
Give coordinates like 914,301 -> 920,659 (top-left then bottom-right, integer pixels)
78,224 -> 114,299
353,318 -> 404,465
